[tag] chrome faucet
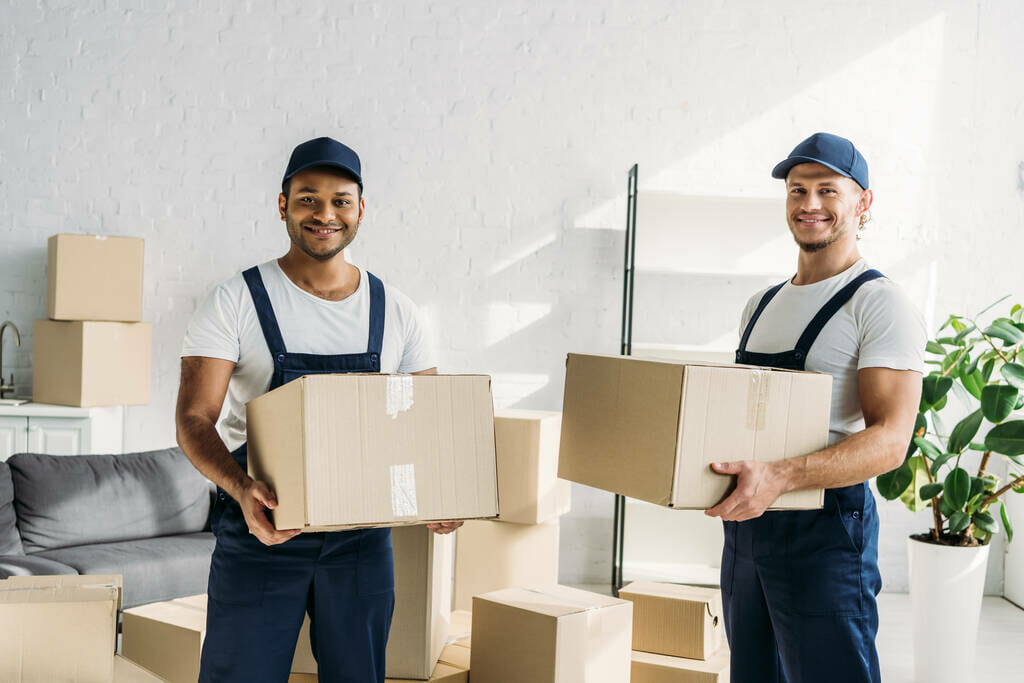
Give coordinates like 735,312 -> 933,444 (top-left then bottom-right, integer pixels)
0,321 -> 21,399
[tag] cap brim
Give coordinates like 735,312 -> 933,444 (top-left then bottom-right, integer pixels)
284,160 -> 362,184
771,156 -> 853,182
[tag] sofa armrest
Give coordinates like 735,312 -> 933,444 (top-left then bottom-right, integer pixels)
0,554 -> 79,578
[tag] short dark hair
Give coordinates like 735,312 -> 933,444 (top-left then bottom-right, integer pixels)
281,168 -> 363,201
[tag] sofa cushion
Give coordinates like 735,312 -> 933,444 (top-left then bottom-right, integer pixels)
35,532 -> 215,608
0,460 -> 23,555
10,448 -> 212,553
0,554 -> 77,578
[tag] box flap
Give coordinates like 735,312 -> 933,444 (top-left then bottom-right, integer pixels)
475,584 -> 627,619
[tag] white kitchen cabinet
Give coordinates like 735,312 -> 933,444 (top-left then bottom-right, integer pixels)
0,405 -> 123,461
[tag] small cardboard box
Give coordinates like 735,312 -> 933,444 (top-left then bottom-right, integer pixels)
558,353 -> 829,509
470,585 -> 632,683
0,574 -> 122,683
292,525 -> 454,680
122,594 -> 206,683
454,518 -> 560,611
32,319 -> 152,407
247,374 -> 499,531
387,643 -> 470,683
494,409 -> 571,524
631,648 -> 730,682
618,581 -> 723,660
48,234 -> 145,322
113,656 -> 168,682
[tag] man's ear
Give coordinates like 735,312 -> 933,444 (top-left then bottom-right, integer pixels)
857,188 -> 874,216
278,192 -> 287,220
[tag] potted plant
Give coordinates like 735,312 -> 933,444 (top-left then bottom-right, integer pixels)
877,298 -> 1024,683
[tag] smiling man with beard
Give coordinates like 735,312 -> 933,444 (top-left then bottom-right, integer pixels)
704,133 -> 926,682
176,137 -> 459,682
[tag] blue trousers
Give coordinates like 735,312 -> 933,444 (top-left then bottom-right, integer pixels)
198,491 -> 395,683
721,485 -> 882,683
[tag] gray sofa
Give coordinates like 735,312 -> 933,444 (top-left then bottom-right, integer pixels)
0,447 -> 215,608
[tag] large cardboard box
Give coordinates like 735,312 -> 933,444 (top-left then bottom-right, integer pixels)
0,574 -> 122,683
618,581 -> 723,660
470,585 -> 632,683
494,409 -> 571,524
631,649 -> 730,682
113,656 -> 168,682
559,353 -> 829,509
32,319 -> 152,407
247,373 -> 498,531
453,518 -> 560,611
48,234 -> 145,322
292,525 -> 454,680
122,594 -> 206,683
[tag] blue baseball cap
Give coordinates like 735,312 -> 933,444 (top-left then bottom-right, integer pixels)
771,132 -> 868,190
283,137 -> 362,186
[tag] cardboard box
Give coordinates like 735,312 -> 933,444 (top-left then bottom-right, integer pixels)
618,581 -> 723,660
454,518 -> 560,612
247,373 -> 498,531
0,574 -> 122,683
449,609 -> 472,641
32,319 -> 152,407
558,353 -> 829,509
48,234 -> 145,322
122,594 -> 206,683
292,643 -> 470,683
494,409 -> 571,524
292,525 -> 454,680
470,585 -> 632,683
631,649 -> 730,683
113,656 -> 168,683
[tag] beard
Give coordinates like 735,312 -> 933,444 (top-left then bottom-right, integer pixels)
285,212 -> 357,262
788,218 -> 849,253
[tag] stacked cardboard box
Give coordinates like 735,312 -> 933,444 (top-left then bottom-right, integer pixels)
620,581 -> 730,682
33,234 -> 151,407
453,409 -> 570,611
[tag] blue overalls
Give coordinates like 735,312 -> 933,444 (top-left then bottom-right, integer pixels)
199,266 -> 395,683
725,269 -> 885,683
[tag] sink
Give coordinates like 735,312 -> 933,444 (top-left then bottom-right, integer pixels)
0,398 -> 30,406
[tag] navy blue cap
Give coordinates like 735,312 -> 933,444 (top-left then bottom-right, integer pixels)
771,132 -> 868,190
283,137 -> 362,185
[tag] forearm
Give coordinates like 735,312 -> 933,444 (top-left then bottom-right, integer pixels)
176,415 -> 251,501
771,423 -> 907,492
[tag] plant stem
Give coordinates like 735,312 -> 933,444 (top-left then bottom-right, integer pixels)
931,497 -> 943,541
971,318 -> 1011,364
981,471 -> 1024,508
939,346 -> 972,377
978,451 -> 992,478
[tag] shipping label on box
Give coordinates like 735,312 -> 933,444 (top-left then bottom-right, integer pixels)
454,518 -> 560,612
494,409 -> 571,524
48,234 -> 145,322
619,581 -> 723,660
631,648 -> 730,683
0,574 -> 122,683
558,353 -> 829,510
470,585 -> 633,683
247,373 -> 499,531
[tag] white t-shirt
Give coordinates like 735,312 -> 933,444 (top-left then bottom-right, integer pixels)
181,260 -> 435,450
739,259 -> 926,445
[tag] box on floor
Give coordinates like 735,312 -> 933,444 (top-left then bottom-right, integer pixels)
493,409 -> 571,524
0,574 -> 122,683
247,373 -> 499,531
619,581 -> 723,660
631,649 -> 730,683
471,585 -> 633,683
113,655 -> 168,682
453,518 -> 560,612
559,353 -> 829,510
47,233 -> 145,322
290,643 -> 470,683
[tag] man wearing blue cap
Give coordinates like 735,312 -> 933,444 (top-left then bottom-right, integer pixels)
175,137 -> 458,682
705,133 -> 926,682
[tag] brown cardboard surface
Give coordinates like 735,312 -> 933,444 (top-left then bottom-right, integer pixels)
493,409 -> 571,524
0,575 -> 121,683
619,581 -> 723,660
558,353 -> 828,510
122,595 -> 206,683
247,374 -> 498,531
113,656 -> 168,682
293,643 -> 471,683
47,234 -> 144,322
32,320 -> 151,407
631,648 -> 730,682
453,518 -> 559,612
470,585 -> 632,683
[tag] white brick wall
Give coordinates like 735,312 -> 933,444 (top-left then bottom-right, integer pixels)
2,1 -> 1023,593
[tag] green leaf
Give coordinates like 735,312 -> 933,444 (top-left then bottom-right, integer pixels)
877,461 -> 914,500
953,325 -> 977,345
948,410 -> 984,454
968,441 -> 988,451
983,358 -> 997,382
961,371 -> 986,399
936,337 -> 958,346
940,496 -> 957,517
930,451 -> 957,476
965,354 -> 982,376
985,420 -> 1024,456
949,510 -> 971,533
1013,304 -> 1023,323
944,467 -> 971,510
926,341 -> 946,355
907,413 -> 927,458
899,456 -> 933,512
1000,363 -> 1024,390
920,482 -> 944,500
1002,503 -> 1014,543
973,511 -> 998,534
982,385 -> 1019,423
984,320 -> 1024,345
921,375 -> 954,408
914,436 -> 944,461
969,476 -> 987,502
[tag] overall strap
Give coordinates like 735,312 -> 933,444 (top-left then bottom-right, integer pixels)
792,269 -> 885,362
242,266 -> 288,355
737,281 -> 787,357
365,271 -> 386,355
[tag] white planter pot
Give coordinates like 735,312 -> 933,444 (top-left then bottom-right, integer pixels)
908,537 -> 990,683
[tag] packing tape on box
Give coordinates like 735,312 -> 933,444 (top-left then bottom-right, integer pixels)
746,369 -> 769,431
389,463 -> 418,517
386,375 -> 415,419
